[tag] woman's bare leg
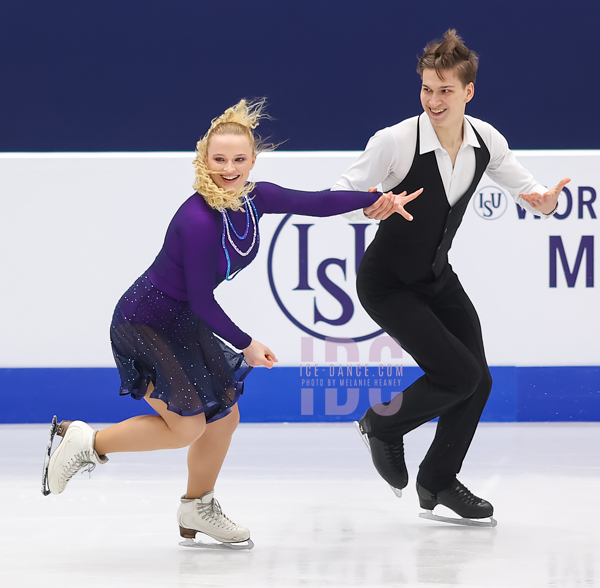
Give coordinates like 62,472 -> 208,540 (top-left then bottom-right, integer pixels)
185,403 -> 240,499
94,383 -> 207,455
92,384 -> 239,498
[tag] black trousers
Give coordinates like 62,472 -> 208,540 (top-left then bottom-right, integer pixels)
357,263 -> 492,493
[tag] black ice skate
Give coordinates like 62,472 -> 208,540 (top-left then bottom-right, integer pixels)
354,411 -> 408,498
417,480 -> 497,528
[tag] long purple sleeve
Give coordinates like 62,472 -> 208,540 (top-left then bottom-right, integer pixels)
146,183 -> 380,349
253,182 -> 380,216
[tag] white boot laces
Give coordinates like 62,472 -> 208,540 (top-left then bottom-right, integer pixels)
60,449 -> 97,484
196,498 -> 238,531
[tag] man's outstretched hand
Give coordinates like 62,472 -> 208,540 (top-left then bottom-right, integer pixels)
520,178 -> 570,215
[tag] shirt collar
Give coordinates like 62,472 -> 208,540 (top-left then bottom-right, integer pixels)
418,114 -> 481,155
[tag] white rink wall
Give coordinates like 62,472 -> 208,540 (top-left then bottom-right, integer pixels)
1,151 -> 598,368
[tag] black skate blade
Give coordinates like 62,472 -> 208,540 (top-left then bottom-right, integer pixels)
41,416 -> 58,496
179,537 -> 254,550
419,510 -> 497,528
354,421 -> 402,498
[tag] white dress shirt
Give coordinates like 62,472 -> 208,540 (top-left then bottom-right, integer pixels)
333,114 -> 550,221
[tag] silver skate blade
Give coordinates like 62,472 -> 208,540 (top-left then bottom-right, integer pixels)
419,510 -> 497,528
354,421 -> 402,498
390,486 -> 403,498
353,421 -> 372,454
179,538 -> 254,551
41,416 -> 58,496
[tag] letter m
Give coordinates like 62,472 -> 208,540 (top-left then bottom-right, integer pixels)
549,236 -> 594,287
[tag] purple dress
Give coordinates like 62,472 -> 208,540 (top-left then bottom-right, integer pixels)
110,182 -> 379,422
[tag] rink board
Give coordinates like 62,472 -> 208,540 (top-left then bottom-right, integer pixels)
1,366 -> 599,424
1,152 -> 598,423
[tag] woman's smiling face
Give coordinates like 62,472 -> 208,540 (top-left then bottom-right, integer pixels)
206,134 -> 256,192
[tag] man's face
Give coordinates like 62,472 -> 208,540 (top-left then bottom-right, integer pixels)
420,67 -> 474,131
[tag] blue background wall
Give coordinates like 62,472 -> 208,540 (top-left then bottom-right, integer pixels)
2,0 -> 598,152
1,367 -> 598,424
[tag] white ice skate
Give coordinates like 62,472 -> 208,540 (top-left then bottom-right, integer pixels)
354,420 -> 403,498
178,490 -> 254,550
42,417 -> 108,496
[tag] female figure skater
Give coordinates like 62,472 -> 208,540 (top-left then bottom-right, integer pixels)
42,99 -> 417,549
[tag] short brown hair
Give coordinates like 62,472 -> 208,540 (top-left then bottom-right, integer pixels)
417,29 -> 479,86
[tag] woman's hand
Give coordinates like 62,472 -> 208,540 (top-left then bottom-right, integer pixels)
363,187 -> 423,221
388,188 -> 423,221
363,187 -> 394,220
243,339 -> 278,368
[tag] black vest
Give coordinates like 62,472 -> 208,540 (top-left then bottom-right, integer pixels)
362,115 -> 490,284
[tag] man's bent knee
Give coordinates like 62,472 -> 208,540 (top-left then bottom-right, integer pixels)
440,360 -> 482,400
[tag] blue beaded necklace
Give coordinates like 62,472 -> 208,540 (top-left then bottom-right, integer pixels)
220,196 -> 260,281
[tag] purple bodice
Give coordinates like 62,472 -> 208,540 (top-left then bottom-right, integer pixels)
147,181 -> 379,349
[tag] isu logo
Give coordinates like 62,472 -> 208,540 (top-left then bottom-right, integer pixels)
267,214 -> 383,342
473,185 -> 507,220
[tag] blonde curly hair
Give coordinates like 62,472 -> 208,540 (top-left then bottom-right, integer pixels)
193,98 -> 273,211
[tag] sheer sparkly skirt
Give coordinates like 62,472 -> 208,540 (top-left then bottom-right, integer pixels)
110,274 -> 251,422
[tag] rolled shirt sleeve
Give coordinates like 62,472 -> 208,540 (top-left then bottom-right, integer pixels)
478,120 -> 554,219
332,128 -> 401,222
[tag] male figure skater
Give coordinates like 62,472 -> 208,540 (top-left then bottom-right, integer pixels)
333,29 -> 569,525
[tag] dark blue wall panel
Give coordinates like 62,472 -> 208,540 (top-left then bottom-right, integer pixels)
516,367 -> 600,422
1,0 -> 598,152
1,366 -> 598,424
